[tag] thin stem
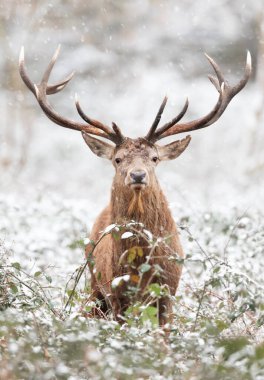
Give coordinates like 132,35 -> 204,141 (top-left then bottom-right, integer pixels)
64,229 -> 116,312
9,272 -> 59,317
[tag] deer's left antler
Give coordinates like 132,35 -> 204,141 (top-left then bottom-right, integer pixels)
146,51 -> 252,143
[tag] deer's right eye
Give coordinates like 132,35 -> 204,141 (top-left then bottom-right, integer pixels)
115,158 -> 122,164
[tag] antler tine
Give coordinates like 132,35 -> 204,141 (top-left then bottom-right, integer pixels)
200,50 -> 252,126
46,71 -> 75,95
204,53 -> 225,85
20,46 -> 75,96
34,84 -> 109,138
75,94 -> 113,134
208,74 -> 221,92
231,50 -> 252,94
145,96 -> 168,140
156,85 -> 224,139
19,46 -> 125,144
19,46 -> 36,95
152,97 -> 189,141
152,51 -> 251,141
41,45 -> 61,85
75,95 -> 124,144
112,122 -> 125,144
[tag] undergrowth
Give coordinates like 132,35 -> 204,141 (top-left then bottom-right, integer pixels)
0,195 -> 264,379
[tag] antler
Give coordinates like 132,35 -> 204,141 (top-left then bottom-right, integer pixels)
146,51 -> 252,143
19,45 -> 125,145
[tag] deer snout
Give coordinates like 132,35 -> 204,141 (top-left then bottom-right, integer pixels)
130,170 -> 146,184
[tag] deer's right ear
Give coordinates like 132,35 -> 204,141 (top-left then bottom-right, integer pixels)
82,132 -> 114,160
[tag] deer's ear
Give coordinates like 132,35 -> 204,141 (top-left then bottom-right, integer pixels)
82,132 -> 114,160
157,135 -> 191,161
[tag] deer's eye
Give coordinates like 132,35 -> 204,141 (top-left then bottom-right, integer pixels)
115,158 -> 122,164
152,156 -> 158,163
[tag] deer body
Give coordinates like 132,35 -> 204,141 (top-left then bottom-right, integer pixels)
87,145 -> 184,323
19,46 -> 251,325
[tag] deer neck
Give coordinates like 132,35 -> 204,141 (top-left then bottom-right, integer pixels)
110,178 -> 175,237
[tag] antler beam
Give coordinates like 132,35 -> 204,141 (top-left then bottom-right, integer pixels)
146,51 -> 252,143
19,45 -> 125,145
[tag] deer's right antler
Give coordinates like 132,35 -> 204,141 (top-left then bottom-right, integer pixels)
146,51 -> 252,143
19,45 -> 125,145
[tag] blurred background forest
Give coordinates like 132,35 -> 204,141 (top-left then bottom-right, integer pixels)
0,0 -> 263,210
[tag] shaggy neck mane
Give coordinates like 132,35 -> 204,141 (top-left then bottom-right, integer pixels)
110,178 -> 176,238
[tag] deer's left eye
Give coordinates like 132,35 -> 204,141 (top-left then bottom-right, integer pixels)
152,156 -> 158,163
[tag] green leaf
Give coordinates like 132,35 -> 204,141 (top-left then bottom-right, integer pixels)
112,231 -> 120,241
127,250 -> 136,264
89,239 -> 95,247
66,289 -> 78,299
148,283 -> 162,297
141,306 -> 158,326
45,275 -> 52,283
257,314 -> 264,327
125,304 -> 140,319
9,283 -> 18,294
34,271 -> 42,278
218,337 -> 249,359
205,319 -> 229,335
139,263 -> 151,273
127,246 -> 144,264
255,343 -> 264,360
68,239 -> 85,249
11,262 -> 21,270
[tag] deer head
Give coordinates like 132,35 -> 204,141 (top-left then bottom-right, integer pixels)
19,46 -> 251,196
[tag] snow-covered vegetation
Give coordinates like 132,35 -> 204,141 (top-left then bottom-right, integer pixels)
1,1 -> 264,378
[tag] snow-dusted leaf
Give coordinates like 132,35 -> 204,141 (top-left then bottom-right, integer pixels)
143,229 -> 153,241
83,237 -> 90,245
11,262 -> 21,270
111,275 -> 130,289
121,231 -> 133,239
139,263 -> 151,273
104,224 -> 117,233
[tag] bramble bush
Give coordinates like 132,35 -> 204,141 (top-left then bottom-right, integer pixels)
0,195 -> 264,379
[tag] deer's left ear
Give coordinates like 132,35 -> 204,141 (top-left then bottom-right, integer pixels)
157,135 -> 191,161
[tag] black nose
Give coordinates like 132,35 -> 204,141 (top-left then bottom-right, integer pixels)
130,170 -> 146,183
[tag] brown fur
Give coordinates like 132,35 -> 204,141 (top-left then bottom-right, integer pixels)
85,138 -> 185,325
128,190 -> 144,215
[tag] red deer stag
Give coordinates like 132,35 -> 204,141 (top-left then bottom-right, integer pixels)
19,46 -> 251,325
